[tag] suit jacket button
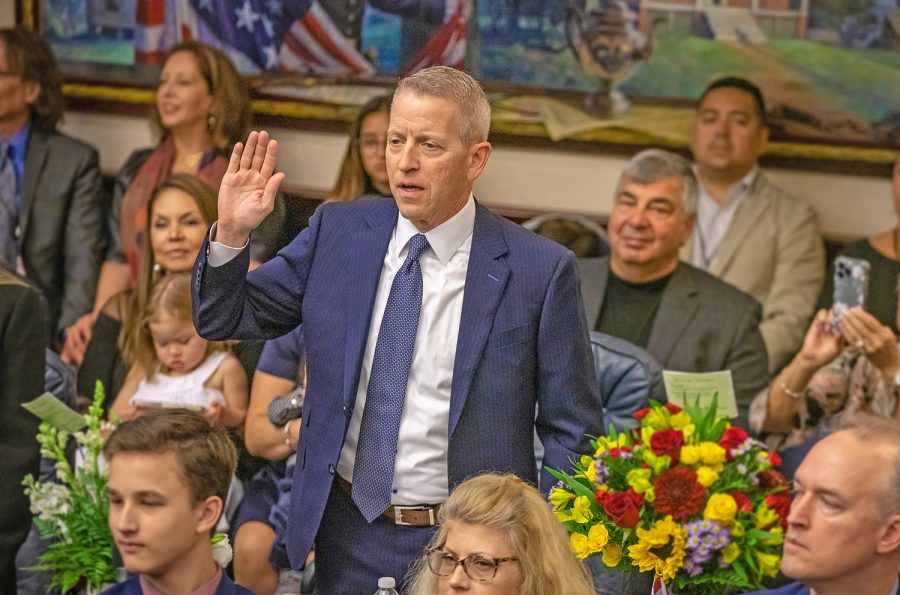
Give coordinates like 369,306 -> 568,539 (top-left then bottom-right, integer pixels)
328,464 -> 335,475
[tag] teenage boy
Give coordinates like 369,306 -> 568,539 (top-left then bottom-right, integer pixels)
102,409 -> 252,595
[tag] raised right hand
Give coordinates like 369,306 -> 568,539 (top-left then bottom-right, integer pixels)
215,130 -> 286,247
797,309 -> 843,369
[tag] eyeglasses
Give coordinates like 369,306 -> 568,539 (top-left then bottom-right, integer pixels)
425,547 -> 518,582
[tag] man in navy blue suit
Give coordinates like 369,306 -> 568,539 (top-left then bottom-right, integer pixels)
747,415 -> 900,595
192,66 -> 602,593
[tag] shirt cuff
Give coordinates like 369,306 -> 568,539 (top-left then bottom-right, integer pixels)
208,222 -> 249,267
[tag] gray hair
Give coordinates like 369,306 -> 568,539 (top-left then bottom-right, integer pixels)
617,149 -> 699,216
395,66 -> 491,146
837,413 -> 900,516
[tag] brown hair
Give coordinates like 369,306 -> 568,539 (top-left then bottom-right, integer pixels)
407,474 -> 595,595
120,174 -> 218,370
330,95 -> 392,202
151,41 -> 251,154
0,27 -> 65,130
395,66 -> 490,147
104,408 -> 236,506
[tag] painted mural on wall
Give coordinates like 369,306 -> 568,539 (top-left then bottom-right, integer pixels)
34,0 -> 900,146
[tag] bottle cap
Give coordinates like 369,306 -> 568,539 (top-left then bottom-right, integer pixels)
378,577 -> 396,589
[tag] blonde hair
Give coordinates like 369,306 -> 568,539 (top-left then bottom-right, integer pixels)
120,175 -> 217,369
330,95 -> 392,202
129,273 -> 223,378
151,41 -> 250,154
407,473 -> 595,595
395,66 -> 490,147
837,414 -> 900,515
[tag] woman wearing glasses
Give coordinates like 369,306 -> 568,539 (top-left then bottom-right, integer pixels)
407,473 -> 595,594
329,95 -> 392,201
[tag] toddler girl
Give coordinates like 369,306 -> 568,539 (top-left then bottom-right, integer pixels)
111,273 -> 248,427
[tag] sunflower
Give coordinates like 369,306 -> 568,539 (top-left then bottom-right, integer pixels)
627,516 -> 688,582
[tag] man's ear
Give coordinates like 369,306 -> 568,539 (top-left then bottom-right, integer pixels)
23,80 -> 40,106
467,141 -> 492,184
195,496 -> 224,535
680,213 -> 696,246
875,513 -> 900,555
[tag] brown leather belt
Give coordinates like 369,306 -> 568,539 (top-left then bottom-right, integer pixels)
336,475 -> 441,526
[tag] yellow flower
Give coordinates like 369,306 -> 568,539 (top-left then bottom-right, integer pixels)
704,494 -> 738,525
583,459 -> 598,483
756,551 -> 781,577
698,442 -> 726,467
696,466 -> 720,487
627,516 -> 687,582
731,521 -> 745,537
755,504 -> 780,530
761,526 -> 784,546
680,445 -> 701,466
587,523 -> 610,552
571,496 -> 594,524
571,532 -> 590,559
555,509 -> 573,523
641,450 -> 671,476
643,407 -> 673,430
602,542 -> 623,567
550,487 -> 574,509
627,468 -> 653,493
721,543 -> 741,564
669,412 -> 695,438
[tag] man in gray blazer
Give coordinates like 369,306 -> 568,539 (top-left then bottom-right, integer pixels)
581,149 -> 768,425
0,28 -> 105,343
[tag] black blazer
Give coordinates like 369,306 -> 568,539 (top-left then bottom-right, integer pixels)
0,275 -> 45,590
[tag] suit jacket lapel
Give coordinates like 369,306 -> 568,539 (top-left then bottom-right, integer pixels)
449,203 -> 509,436
710,174 -> 772,276
342,201 -> 396,409
580,257 -> 609,329
646,265 -> 699,367
21,130 -> 48,239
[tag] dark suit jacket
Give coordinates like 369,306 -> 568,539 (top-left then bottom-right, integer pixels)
0,278 -> 45,590
580,258 -> 768,424
22,129 -> 105,335
193,197 -> 603,566
100,573 -> 254,595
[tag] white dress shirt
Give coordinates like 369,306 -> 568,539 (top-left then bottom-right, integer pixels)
208,197 -> 475,504
691,167 -> 757,271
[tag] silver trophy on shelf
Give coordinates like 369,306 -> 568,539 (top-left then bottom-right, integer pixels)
565,0 -> 652,117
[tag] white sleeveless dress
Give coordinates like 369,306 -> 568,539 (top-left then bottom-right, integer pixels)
131,350 -> 228,410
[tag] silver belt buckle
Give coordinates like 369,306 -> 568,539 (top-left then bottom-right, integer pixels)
393,505 -> 435,526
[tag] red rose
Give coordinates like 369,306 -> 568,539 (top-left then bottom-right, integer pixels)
595,488 -> 610,506
759,469 -> 789,490
768,452 -> 783,468
765,494 -> 792,531
634,408 -> 651,420
626,488 -> 645,507
729,491 -> 753,512
664,403 -> 683,414
602,491 -> 641,528
650,429 -> 684,464
719,427 -> 749,458
609,448 -> 622,458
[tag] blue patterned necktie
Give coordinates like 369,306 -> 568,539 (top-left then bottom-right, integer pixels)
352,233 -> 430,522
0,143 -> 18,271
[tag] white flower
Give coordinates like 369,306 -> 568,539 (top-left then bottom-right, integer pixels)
29,482 -> 71,522
211,534 -> 233,567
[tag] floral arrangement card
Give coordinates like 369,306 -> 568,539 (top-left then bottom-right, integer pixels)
662,371 -> 738,419
22,392 -> 87,432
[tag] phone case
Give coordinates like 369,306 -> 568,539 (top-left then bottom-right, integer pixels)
832,255 -> 870,330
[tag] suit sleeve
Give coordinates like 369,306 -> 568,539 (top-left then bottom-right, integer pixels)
534,251 -> 604,492
0,285 -> 45,569
726,299 -> 769,429
759,203 -> 824,374
60,146 -> 106,331
192,205 -> 325,341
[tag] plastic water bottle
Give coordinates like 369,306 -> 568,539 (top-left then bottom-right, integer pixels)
374,576 -> 399,594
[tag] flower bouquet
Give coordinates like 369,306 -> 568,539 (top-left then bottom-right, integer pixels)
22,382 -> 117,594
550,399 -> 789,594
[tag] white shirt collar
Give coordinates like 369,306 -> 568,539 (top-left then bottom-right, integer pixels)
395,194 -> 476,266
694,165 -> 759,207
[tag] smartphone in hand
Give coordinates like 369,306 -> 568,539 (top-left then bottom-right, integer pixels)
832,255 -> 870,331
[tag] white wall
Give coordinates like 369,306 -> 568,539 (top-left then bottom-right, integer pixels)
59,110 -> 895,241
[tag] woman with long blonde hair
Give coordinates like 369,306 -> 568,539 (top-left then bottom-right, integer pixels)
407,473 -> 596,595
